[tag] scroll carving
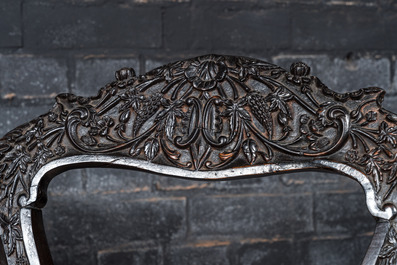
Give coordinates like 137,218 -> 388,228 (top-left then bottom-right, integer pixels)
0,54 -> 396,264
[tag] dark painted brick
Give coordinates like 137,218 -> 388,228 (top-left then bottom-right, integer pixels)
145,57 -> 187,73
190,193 -> 314,237
155,171 -> 348,195
0,1 -> 22,47
47,169 -> 85,197
165,245 -> 229,265
0,55 -> 68,98
325,0 -> 377,6
98,246 -> 160,265
145,58 -> 169,73
24,3 -> 161,49
310,172 -> 364,193
298,237 -> 367,265
274,169 -> 363,194
273,55 -> 391,93
212,174 -> 312,194
259,0 -> 321,3
132,0 -> 190,3
391,60 -> 397,94
381,95 -> 397,114
145,55 -> 269,74
197,0 -> 256,2
213,171 -> 360,201
279,171 -> 363,195
213,176 -> 280,192
42,0 -> 108,5
357,234 -> 373,260
233,241 -> 294,265
0,103 -> 53,137
314,192 -> 375,234
50,246 -> 96,265
154,176 -> 214,192
291,8 -> 390,51
43,195 -> 186,249
384,11 -> 397,50
85,168 -> 152,194
192,0 -> 259,7
191,7 -> 290,52
164,5 -> 191,50
73,57 -> 139,97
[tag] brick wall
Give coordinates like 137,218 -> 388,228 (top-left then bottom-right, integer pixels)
1,0 -> 396,264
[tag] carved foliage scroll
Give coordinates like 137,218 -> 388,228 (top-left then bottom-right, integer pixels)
0,54 -> 396,264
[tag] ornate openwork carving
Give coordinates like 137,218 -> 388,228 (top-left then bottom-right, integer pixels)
0,54 -> 396,264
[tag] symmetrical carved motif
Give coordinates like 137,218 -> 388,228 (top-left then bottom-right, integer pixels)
0,54 -> 396,264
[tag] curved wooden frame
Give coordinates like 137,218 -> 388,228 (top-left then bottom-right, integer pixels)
0,54 -> 396,265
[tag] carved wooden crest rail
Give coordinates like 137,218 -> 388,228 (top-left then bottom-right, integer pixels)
0,54 -> 397,264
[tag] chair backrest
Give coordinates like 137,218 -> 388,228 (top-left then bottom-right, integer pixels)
0,54 -> 395,265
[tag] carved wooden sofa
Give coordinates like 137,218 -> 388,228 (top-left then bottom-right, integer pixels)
0,54 -> 396,265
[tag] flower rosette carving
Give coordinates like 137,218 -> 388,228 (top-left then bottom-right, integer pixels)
184,55 -> 227,91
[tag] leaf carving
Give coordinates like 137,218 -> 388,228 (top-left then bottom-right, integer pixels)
155,100 -> 186,140
119,110 -> 131,123
378,227 -> 397,264
0,212 -> 21,256
165,114 -> 176,141
4,146 -> 32,179
358,148 -> 384,192
144,138 -> 159,161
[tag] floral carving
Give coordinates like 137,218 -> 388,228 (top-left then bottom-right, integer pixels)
358,148 -> 384,192
4,146 -> 31,179
345,150 -> 359,163
378,122 -> 397,147
184,55 -> 227,91
54,145 -> 66,156
32,143 -> 53,172
115,67 -> 136,82
89,115 -> 115,137
0,54 -> 396,264
287,62 -> 311,84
